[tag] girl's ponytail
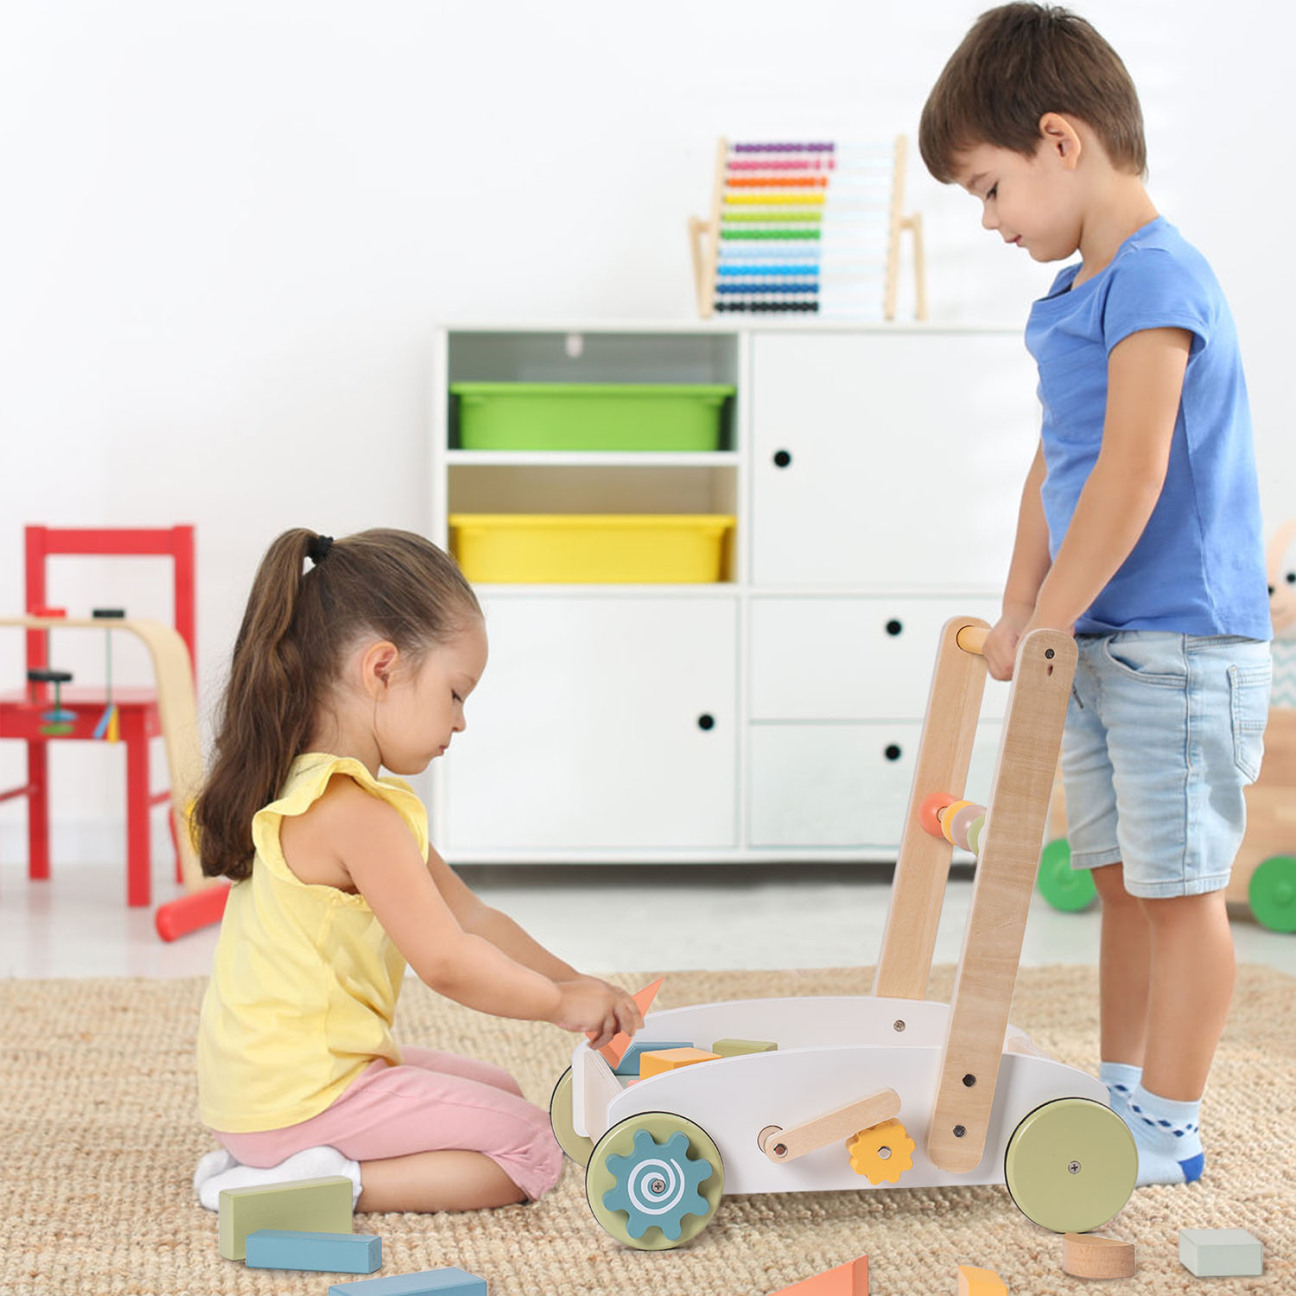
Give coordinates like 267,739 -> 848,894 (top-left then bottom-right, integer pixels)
193,529 -> 323,880
192,526 -> 479,880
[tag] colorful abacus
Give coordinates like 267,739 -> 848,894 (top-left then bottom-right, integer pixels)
689,137 -> 927,321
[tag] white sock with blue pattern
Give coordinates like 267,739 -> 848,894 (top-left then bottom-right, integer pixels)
1099,1061 -> 1141,1120
1126,1083 -> 1204,1186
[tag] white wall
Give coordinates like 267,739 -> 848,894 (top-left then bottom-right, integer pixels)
1,0 -> 1291,858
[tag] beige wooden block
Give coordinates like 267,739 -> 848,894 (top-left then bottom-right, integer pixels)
1063,1232 -> 1136,1279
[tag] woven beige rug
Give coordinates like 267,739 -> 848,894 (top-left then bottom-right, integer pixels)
2,965 -> 1293,1295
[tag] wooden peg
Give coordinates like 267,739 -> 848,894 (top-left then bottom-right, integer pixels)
759,1088 -> 900,1163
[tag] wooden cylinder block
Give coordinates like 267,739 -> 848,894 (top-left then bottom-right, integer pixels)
1062,1232 -> 1136,1279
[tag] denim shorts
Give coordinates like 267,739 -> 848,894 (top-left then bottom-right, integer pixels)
1062,632 -> 1271,898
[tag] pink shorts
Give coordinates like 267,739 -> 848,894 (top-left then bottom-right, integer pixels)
214,1046 -> 563,1202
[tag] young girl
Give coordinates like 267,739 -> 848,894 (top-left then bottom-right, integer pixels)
191,527 -> 643,1214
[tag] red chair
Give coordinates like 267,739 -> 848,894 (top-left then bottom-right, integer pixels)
0,525 -> 196,907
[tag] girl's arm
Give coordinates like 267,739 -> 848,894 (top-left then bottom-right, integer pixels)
424,849 -> 580,981
302,779 -> 636,1045
426,849 -> 644,1032
984,439 -> 1053,680
1029,327 -> 1191,634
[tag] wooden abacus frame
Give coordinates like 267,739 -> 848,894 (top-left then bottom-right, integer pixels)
689,135 -> 928,322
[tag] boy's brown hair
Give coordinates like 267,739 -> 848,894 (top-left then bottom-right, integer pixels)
920,3 -> 1146,184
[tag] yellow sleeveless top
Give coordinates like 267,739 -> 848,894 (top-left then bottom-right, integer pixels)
197,753 -> 425,1132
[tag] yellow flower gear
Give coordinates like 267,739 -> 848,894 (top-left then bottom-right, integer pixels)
846,1118 -> 915,1184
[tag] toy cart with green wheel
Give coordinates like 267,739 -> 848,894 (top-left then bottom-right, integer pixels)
551,618 -> 1138,1250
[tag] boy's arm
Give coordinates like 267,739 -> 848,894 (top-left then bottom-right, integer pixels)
984,440 -> 1053,680
1029,327 -> 1191,633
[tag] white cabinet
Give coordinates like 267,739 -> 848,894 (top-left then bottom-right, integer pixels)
750,331 -> 1038,589
441,595 -> 738,854
431,323 -> 1040,864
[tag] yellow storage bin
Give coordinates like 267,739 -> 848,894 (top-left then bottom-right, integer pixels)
449,514 -> 736,584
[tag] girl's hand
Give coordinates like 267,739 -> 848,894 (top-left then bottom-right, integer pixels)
550,979 -> 645,1050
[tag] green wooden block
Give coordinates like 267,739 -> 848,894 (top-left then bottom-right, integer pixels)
711,1038 -> 778,1057
218,1175 -> 354,1261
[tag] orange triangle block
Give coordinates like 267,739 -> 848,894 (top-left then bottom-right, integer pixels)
593,977 -> 664,1067
771,1256 -> 869,1296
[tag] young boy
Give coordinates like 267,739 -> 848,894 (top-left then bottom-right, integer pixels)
919,4 -> 1271,1186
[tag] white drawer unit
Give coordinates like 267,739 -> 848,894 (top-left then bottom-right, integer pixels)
430,323 -> 1040,864
747,721 -> 1003,850
749,595 -> 1008,722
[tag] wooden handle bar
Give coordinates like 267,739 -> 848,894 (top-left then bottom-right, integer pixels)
758,1088 -> 901,1163
955,625 -> 988,655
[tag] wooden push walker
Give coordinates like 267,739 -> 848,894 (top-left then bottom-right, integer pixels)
550,617 -> 1138,1249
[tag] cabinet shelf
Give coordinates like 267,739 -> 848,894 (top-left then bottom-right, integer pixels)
446,450 -> 739,469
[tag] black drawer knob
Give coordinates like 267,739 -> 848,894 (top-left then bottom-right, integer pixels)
885,619 -> 903,636
697,714 -> 716,731
884,744 -> 902,762
772,449 -> 792,468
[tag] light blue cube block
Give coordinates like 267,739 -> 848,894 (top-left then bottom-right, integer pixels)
1179,1228 -> 1263,1277
245,1229 -> 381,1273
615,1039 -> 693,1077
328,1267 -> 487,1295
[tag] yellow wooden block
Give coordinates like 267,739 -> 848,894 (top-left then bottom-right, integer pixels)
638,1047 -> 721,1079
957,1265 -> 1007,1296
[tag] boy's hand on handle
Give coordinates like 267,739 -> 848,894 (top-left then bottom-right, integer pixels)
987,605 -> 1076,682
984,610 -> 1029,682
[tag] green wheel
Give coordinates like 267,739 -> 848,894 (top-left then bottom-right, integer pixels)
549,1068 -> 593,1167
1037,838 -> 1097,912
1250,855 -> 1296,933
586,1111 -> 724,1250
1005,1097 -> 1137,1234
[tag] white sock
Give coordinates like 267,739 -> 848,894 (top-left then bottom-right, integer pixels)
1099,1060 -> 1142,1119
1126,1083 -> 1205,1187
193,1145 -> 363,1211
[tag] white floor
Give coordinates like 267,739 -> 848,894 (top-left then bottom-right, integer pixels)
2,857 -> 1294,980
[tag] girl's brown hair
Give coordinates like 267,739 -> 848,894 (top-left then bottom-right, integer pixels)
193,527 -> 480,881
920,3 -> 1146,184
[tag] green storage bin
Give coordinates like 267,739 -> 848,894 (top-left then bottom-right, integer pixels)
451,383 -> 734,451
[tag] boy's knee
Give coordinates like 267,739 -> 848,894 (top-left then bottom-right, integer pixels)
1092,862 -> 1134,903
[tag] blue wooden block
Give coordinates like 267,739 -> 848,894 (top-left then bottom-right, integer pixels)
615,1039 -> 693,1077
328,1267 -> 487,1295
246,1229 -> 382,1273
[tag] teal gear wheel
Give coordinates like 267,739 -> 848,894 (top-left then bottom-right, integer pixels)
1037,837 -> 1097,912
603,1128 -> 712,1240
586,1112 -> 724,1249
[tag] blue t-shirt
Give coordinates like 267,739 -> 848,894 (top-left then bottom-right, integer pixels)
1025,216 -> 1270,638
